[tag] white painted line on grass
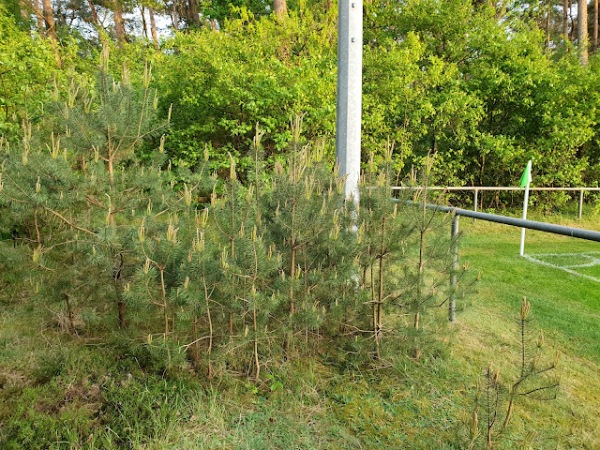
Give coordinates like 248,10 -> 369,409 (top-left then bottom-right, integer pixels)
526,252 -> 600,268
524,253 -> 600,284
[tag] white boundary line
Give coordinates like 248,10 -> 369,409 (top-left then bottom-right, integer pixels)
527,252 -> 600,268
524,252 -> 600,283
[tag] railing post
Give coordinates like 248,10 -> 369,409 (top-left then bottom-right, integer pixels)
579,189 -> 584,220
473,188 -> 478,223
449,213 -> 460,322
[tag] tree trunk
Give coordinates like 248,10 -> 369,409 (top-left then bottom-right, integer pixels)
118,300 -> 126,328
564,0 -> 569,38
87,0 -> 109,46
41,0 -> 62,66
141,4 -> 148,39
569,0 -> 576,41
149,7 -> 159,50
546,0 -> 552,48
171,1 -> 179,31
187,0 -> 201,27
113,2 -> 127,46
578,0 -> 589,64
31,0 -> 45,33
274,0 -> 287,19
87,0 -> 100,28
41,0 -> 57,41
594,0 -> 598,50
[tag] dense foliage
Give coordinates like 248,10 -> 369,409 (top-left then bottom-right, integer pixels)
0,43 -> 462,346
2,1 -> 600,189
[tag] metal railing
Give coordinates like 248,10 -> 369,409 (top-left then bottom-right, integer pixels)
393,186 -> 600,219
399,201 -> 600,322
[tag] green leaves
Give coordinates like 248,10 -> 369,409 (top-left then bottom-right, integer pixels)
0,13 -> 55,139
156,12 -> 337,172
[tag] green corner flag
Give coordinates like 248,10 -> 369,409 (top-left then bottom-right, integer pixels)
519,160 -> 532,189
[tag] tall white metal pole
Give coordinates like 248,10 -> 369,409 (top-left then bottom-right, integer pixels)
519,160 -> 532,257
519,184 -> 530,256
336,0 -> 363,203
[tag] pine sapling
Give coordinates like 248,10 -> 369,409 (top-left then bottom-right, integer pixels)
469,298 -> 559,449
358,147 -> 413,360
502,297 -> 559,431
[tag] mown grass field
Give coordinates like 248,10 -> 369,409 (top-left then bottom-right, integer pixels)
1,210 -> 599,449
455,212 -> 600,449
460,213 -> 600,362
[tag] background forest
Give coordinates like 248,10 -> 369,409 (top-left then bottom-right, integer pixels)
2,0 -> 600,189
1,0 -> 600,449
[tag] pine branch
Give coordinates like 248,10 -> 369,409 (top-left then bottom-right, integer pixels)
44,207 -> 96,236
519,383 -> 559,397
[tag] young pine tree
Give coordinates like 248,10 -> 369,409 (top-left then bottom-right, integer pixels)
262,117 -> 358,357
357,148 -> 415,360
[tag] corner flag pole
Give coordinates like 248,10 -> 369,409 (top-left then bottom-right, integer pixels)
335,0 -> 363,203
519,160 -> 532,256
